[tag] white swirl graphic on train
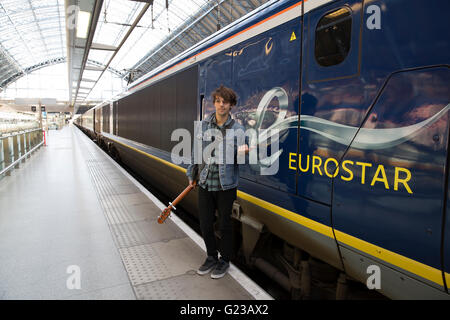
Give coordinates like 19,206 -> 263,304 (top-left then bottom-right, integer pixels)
249,87 -> 288,174
259,99 -> 450,150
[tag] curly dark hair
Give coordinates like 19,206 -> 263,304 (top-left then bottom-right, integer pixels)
211,85 -> 237,106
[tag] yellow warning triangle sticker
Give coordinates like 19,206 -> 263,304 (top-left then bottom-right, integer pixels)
290,31 -> 297,41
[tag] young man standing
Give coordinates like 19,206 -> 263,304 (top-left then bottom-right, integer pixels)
186,85 -> 248,279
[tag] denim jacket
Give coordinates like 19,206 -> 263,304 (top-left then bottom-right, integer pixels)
186,113 -> 246,190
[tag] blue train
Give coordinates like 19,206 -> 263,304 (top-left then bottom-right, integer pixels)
76,0 -> 450,299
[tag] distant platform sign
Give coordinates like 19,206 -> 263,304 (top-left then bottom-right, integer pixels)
15,98 -> 56,105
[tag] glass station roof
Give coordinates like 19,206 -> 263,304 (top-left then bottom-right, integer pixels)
0,0 -> 66,89
80,0 -> 215,104
92,0 -> 208,73
0,0 -> 268,108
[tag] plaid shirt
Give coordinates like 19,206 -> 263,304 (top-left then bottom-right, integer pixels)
199,161 -> 221,191
198,116 -> 226,191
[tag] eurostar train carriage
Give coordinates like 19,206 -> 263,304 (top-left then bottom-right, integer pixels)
76,0 -> 450,299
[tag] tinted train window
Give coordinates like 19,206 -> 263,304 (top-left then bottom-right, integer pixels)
315,7 -> 352,67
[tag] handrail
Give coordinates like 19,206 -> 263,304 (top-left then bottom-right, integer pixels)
0,128 -> 41,140
0,140 -> 44,176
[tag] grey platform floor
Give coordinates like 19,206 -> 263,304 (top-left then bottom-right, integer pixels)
0,125 -> 268,300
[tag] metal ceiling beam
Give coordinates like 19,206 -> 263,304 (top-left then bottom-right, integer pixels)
71,0 -> 104,113
182,28 -> 200,44
90,43 -> 118,51
131,0 -> 229,78
0,56 -> 123,92
77,2 -> 151,104
130,0 -> 269,83
26,0 -> 50,54
202,12 -> 218,32
86,59 -> 125,77
0,42 -> 22,75
219,2 -> 233,23
0,1 -> 37,66
129,0 -> 154,3
84,65 -> 104,72
57,0 -> 64,62
244,0 -> 257,10
233,0 -> 248,15
0,57 -> 65,89
190,24 -> 206,40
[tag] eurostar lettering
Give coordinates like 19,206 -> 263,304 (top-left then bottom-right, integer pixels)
288,153 -> 413,194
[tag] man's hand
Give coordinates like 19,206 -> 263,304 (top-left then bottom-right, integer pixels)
189,179 -> 197,188
237,144 -> 250,154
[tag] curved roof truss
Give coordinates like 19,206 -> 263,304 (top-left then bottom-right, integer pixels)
0,57 -> 125,90
0,0 -> 66,89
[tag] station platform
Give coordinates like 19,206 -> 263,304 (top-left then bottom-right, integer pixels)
0,125 -> 272,300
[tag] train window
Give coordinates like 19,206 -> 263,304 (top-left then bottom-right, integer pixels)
315,7 -> 352,67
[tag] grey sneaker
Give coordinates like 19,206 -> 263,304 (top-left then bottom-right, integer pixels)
197,256 -> 218,275
211,259 -> 229,279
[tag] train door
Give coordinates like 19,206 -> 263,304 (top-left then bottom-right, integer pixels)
92,108 -> 95,132
444,166 -> 450,294
231,17 -> 302,191
94,108 -> 101,133
113,100 -> 118,135
99,107 -> 102,133
327,0 -> 450,298
199,50 -> 233,120
297,0 -> 364,204
99,108 -> 102,133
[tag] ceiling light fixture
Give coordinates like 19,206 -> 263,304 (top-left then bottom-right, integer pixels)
76,11 -> 91,39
